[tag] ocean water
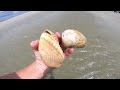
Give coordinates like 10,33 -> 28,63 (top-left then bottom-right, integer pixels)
0,11 -> 29,22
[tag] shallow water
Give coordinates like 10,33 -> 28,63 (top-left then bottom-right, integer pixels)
0,11 -> 120,79
0,11 -> 29,22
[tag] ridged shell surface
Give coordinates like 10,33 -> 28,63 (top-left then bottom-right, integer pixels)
39,30 -> 65,68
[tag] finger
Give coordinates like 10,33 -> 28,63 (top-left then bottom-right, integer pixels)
55,32 -> 68,52
30,40 -> 39,51
67,48 -> 74,54
60,44 -> 67,52
64,48 -> 74,58
55,32 -> 61,40
55,32 -> 66,51
30,40 -> 39,48
34,51 -> 42,60
30,40 -> 43,60
64,51 -> 69,58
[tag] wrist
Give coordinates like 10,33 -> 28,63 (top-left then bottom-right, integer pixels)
16,60 -> 49,79
35,59 -> 49,74
30,59 -> 50,79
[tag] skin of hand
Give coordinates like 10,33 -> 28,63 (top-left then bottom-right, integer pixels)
0,32 -> 74,79
31,32 -> 74,62
28,32 -> 74,79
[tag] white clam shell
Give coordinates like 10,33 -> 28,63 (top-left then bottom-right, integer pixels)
62,29 -> 87,48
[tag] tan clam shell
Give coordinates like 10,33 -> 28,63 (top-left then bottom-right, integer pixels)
39,30 -> 65,68
62,29 -> 87,48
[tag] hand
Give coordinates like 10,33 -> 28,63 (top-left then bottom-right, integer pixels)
55,32 -> 74,58
0,32 -> 74,79
30,32 -> 74,66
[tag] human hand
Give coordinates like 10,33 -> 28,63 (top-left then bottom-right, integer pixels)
30,32 -> 74,67
13,32 -> 74,79
55,32 -> 74,58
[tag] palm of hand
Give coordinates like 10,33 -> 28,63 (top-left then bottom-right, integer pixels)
30,32 -> 74,67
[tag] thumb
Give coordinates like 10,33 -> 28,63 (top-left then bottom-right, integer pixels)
30,40 -> 42,60
34,51 -> 42,60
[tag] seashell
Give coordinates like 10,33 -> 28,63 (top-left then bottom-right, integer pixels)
39,30 -> 65,68
62,29 -> 87,48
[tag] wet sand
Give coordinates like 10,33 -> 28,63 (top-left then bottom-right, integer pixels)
0,11 -> 120,79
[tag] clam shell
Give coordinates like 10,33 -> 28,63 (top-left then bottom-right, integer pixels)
62,29 -> 87,48
39,30 -> 65,68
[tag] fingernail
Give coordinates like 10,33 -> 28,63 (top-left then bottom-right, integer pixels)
31,41 -> 34,46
